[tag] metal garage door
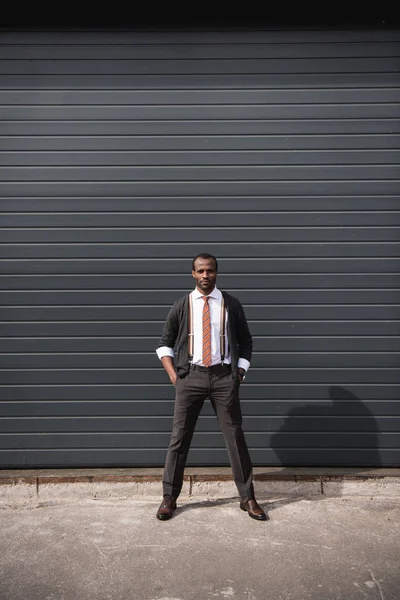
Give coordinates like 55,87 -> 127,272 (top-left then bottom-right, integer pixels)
0,27 -> 399,468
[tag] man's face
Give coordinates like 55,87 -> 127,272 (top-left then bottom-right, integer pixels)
192,258 -> 217,295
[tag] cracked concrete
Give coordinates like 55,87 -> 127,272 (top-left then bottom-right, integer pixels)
0,494 -> 399,600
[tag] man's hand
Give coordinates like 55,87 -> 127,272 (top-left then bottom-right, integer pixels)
237,368 -> 246,383
161,356 -> 178,386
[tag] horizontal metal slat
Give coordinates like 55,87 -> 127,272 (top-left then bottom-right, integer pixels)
1,336 -> 399,354
3,212 -> 400,229
1,321 -> 399,338
2,105 -> 400,121
1,369 -> 400,385
1,352 -> 399,369
3,42 -> 400,60
0,448 -> 400,469
0,416 -> 397,434
1,88 -> 400,105
1,274 -> 400,290
2,227 -> 399,244
2,135 -> 400,152
2,243 -> 400,260
3,258 -> 398,276
0,270 -> 355,291
1,182 -> 399,197
0,305 -> 398,321
2,165 -> 399,182
1,57 -> 398,75
1,30 -> 399,44
2,120 -> 400,136
1,73 -> 398,90
0,289 -> 399,306
2,399 -> 399,417
1,274 -> 399,290
1,432 -> 398,450
1,384 -> 399,401
1,447 -> 396,467
2,196 -> 399,213
2,150 -> 400,167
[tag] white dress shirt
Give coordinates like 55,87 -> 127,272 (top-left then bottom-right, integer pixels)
156,286 -> 250,371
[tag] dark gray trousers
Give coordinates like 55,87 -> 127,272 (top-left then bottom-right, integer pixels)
162,365 -> 254,502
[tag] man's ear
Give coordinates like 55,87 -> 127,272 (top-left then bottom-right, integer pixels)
191,271 -> 196,279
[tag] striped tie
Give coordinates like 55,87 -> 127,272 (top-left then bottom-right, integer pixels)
202,296 -> 212,367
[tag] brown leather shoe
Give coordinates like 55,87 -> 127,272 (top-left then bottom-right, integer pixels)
240,498 -> 268,521
156,495 -> 177,520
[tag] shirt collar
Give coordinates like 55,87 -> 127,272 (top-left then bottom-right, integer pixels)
192,286 -> 221,301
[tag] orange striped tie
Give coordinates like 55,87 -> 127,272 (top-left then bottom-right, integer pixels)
202,296 -> 212,367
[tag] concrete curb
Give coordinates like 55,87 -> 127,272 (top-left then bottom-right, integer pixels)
1,467 -> 399,508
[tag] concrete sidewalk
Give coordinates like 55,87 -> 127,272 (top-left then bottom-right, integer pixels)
0,494 -> 399,600
1,467 -> 400,508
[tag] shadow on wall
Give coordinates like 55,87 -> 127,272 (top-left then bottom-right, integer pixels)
269,386 -> 381,499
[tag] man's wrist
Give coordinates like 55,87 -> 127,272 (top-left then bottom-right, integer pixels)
237,367 -> 246,381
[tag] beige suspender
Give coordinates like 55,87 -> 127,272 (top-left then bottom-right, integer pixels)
188,294 -> 226,363
220,295 -> 226,363
188,294 -> 194,361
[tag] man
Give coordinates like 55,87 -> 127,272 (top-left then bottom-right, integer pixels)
155,253 -> 267,521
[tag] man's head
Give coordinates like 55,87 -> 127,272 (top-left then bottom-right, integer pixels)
192,253 -> 218,295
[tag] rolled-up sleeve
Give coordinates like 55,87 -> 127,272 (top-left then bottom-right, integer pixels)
156,346 -> 174,360
156,302 -> 179,361
238,358 -> 250,371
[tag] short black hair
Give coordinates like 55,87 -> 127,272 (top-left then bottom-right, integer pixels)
192,253 -> 218,272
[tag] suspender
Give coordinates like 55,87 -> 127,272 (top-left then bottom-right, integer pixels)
188,294 -> 194,362
219,295 -> 226,363
188,294 -> 226,363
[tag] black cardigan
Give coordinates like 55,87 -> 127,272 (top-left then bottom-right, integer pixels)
157,291 -> 253,379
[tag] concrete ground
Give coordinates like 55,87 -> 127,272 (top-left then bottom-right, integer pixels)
0,493 -> 399,600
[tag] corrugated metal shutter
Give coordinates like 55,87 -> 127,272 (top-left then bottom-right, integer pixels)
0,27 -> 399,468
